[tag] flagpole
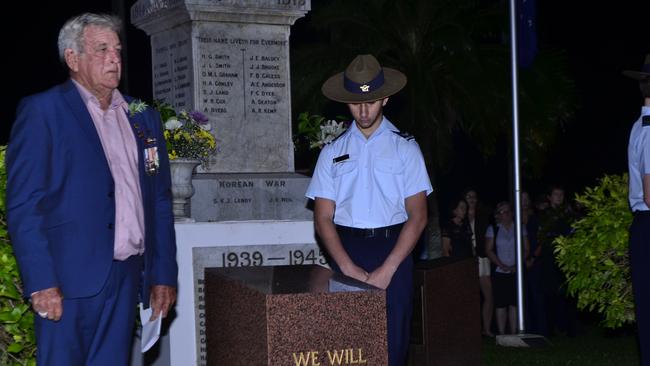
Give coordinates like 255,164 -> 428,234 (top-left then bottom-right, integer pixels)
508,0 -> 526,334
495,0 -> 547,347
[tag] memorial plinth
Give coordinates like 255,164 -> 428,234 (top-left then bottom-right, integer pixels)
191,172 -> 312,221
205,265 -> 388,366
410,257 -> 481,365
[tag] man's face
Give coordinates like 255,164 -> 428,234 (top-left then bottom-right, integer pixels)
640,78 -> 650,98
66,25 -> 122,97
347,98 -> 388,137
548,188 -> 564,207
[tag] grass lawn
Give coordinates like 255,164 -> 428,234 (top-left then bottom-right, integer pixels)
482,323 -> 640,365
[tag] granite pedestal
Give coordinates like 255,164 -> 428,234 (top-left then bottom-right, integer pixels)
410,257 -> 481,365
205,265 -> 388,365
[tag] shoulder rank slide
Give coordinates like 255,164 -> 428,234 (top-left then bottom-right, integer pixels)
392,130 -> 415,141
643,116 -> 650,126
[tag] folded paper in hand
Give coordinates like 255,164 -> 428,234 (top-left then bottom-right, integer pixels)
139,303 -> 162,353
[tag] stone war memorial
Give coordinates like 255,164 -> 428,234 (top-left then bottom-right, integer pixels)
130,1 -> 326,365
130,1 -> 481,365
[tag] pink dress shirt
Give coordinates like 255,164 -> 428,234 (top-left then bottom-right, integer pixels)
73,80 -> 145,260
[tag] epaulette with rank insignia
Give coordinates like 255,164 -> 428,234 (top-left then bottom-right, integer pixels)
643,116 -> 650,127
392,130 -> 415,141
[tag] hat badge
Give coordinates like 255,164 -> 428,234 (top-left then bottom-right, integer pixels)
360,84 -> 370,92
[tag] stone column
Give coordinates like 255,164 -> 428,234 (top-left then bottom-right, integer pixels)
131,0 -> 310,173
132,0 -> 313,222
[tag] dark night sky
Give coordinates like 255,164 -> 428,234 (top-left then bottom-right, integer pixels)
3,1 -> 649,208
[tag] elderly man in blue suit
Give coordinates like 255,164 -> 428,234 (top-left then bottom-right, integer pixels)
6,13 -> 178,365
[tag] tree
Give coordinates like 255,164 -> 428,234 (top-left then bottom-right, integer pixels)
291,0 -> 574,176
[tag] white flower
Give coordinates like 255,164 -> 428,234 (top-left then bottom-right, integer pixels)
310,120 -> 347,149
164,117 -> 183,130
199,123 -> 212,131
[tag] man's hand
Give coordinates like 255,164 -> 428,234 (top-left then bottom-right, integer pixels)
149,285 -> 177,321
341,263 -> 369,283
367,265 -> 396,290
31,287 -> 63,321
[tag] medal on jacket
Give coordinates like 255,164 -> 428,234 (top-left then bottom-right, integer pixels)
144,137 -> 159,176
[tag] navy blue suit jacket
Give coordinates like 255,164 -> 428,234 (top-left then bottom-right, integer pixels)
6,79 -> 178,305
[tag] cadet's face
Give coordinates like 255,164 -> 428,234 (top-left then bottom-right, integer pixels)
347,98 -> 388,137
66,25 -> 122,98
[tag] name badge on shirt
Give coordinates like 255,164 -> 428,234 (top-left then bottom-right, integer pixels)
144,138 -> 159,176
333,154 -> 350,163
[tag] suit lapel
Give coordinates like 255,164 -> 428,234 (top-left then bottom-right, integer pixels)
61,80 -> 108,161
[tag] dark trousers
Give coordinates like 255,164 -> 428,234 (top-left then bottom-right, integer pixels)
34,255 -> 143,366
334,225 -> 413,366
630,213 -> 650,366
525,262 -> 548,335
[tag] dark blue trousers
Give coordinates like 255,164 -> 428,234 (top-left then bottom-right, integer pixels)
630,213 -> 650,366
334,226 -> 413,366
525,262 -> 548,335
34,255 -> 143,366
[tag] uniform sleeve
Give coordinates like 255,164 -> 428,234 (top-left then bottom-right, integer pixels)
305,146 -> 335,200
640,127 -> 650,175
402,140 -> 433,197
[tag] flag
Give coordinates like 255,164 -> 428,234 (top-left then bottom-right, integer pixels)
517,0 -> 537,68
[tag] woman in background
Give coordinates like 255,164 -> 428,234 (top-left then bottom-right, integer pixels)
486,201 -> 530,335
441,197 -> 473,259
464,189 -> 494,337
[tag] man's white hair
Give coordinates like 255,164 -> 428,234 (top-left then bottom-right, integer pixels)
57,13 -> 122,63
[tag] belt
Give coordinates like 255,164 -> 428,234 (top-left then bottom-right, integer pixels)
335,223 -> 404,239
634,210 -> 650,217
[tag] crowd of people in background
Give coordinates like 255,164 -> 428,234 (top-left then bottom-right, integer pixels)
437,185 -> 580,338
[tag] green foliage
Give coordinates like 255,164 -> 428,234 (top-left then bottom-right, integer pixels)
296,112 -> 328,147
554,174 -> 634,328
0,145 -> 36,365
291,0 -> 575,174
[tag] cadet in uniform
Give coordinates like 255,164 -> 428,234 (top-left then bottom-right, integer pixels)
306,54 -> 432,366
625,54 -> 650,366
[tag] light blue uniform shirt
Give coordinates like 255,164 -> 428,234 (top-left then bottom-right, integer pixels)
305,117 -> 433,228
628,106 -> 650,212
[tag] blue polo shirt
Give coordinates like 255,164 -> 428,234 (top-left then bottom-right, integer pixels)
628,106 -> 650,212
306,117 -> 432,228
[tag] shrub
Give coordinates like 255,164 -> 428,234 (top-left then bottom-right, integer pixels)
554,174 -> 634,328
0,145 -> 36,365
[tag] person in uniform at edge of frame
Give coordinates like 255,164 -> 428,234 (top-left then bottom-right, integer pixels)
6,13 -> 178,365
305,54 -> 432,366
625,53 -> 650,366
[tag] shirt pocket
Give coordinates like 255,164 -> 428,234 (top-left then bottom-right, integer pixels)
373,157 -> 404,204
374,157 -> 404,175
333,159 -> 357,177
